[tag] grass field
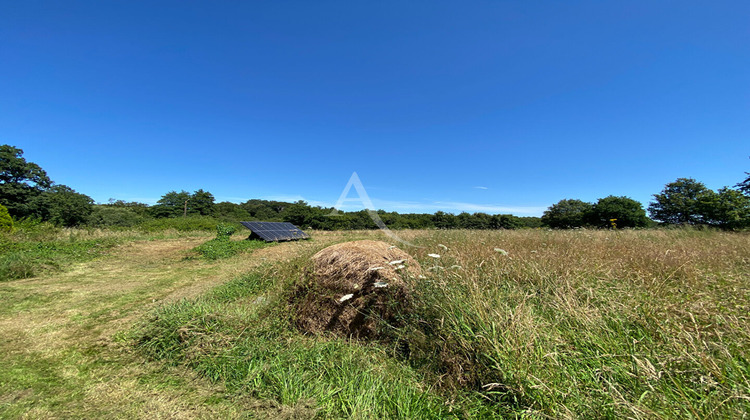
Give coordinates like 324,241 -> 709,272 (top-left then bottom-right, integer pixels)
1,228 -> 748,418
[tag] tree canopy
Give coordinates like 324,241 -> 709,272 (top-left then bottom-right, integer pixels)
702,188 -> 750,230
29,185 -> 94,227
150,190 -> 216,218
541,199 -> 592,228
587,196 -> 649,228
736,173 -> 750,195
648,178 -> 716,225
0,145 -> 53,218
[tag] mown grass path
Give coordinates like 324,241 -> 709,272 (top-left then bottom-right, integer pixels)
0,235 -> 326,419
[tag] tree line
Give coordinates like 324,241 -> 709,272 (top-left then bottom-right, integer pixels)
1,144 -> 748,231
542,177 -> 750,230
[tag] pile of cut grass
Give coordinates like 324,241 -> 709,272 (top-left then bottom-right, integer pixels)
134,229 -> 750,418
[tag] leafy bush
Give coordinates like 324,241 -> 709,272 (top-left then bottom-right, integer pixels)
88,206 -> 145,228
215,223 -> 236,239
193,224 -> 266,260
0,204 -> 13,232
138,216 -> 224,232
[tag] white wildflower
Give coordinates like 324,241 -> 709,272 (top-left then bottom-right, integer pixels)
494,248 -> 508,255
339,294 -> 354,302
428,253 -> 441,258
389,259 -> 405,265
438,244 -> 448,250
373,281 -> 388,288
367,266 -> 384,271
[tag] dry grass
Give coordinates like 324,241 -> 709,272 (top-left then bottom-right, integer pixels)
399,229 -> 750,417
295,240 -> 422,338
2,228 -> 748,418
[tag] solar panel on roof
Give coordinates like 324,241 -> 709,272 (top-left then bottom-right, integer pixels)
240,221 -> 310,242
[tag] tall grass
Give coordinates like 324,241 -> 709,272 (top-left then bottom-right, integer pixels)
134,229 -> 750,418
138,216 -> 237,232
400,229 -> 750,418
0,218 -> 215,281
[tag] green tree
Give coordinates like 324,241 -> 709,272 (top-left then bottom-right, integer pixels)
241,199 -> 288,220
516,216 -> 542,228
0,203 -> 13,232
648,178 -> 716,225
702,188 -> 750,230
282,200 -> 315,226
215,202 -> 252,222
30,185 -> 94,227
736,162 -> 750,195
587,196 -> 649,228
492,214 -> 521,229
150,190 -> 192,218
190,189 -> 216,216
541,199 -> 593,228
0,145 -> 53,218
433,211 -> 457,229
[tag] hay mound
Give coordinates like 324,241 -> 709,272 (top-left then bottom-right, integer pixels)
294,240 -> 422,339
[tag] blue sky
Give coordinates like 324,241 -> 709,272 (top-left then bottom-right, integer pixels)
1,1 -> 748,216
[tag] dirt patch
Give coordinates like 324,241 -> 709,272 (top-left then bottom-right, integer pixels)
294,240 -> 421,339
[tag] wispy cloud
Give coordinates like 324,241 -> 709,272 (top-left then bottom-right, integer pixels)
473,186 -> 489,190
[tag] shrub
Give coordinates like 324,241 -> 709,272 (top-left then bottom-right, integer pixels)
88,206 -> 145,228
215,223 -> 237,239
0,204 -> 13,232
138,216 -> 223,232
